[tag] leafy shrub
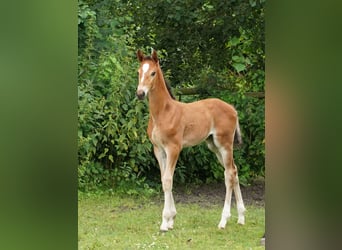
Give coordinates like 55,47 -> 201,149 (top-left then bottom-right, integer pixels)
78,40 -> 158,193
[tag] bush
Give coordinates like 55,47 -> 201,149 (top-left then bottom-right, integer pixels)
78,41 -> 158,193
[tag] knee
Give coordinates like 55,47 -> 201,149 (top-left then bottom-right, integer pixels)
230,171 -> 238,185
225,169 -> 238,186
224,168 -> 237,178
162,177 -> 172,192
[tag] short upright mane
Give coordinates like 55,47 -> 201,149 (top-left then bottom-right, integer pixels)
165,80 -> 175,100
142,55 -> 153,61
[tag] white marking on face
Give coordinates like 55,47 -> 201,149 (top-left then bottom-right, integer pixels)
140,63 -> 150,83
142,63 -> 149,72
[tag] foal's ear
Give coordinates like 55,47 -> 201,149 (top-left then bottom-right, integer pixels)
137,50 -> 144,62
151,49 -> 159,63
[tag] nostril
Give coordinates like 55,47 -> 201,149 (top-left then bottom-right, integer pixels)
136,90 -> 145,100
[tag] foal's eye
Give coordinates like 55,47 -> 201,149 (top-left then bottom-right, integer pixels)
151,71 -> 156,77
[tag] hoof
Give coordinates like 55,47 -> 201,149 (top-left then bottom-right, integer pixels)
237,217 -> 245,225
218,221 -> 226,229
160,224 -> 169,232
260,236 -> 265,246
167,221 -> 174,230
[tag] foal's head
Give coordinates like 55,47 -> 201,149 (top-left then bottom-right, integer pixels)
136,49 -> 160,100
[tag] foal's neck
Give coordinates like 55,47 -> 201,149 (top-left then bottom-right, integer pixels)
148,70 -> 174,119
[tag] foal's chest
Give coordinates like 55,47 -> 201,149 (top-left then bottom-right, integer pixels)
151,125 -> 164,146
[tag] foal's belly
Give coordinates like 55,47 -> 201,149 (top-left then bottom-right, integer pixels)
182,124 -> 210,147
182,133 -> 209,147
151,123 -> 209,149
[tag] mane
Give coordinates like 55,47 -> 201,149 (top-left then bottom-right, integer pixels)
143,55 -> 153,61
165,80 -> 176,100
143,56 -> 175,100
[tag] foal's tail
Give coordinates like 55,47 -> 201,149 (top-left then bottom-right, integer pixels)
234,118 -> 243,145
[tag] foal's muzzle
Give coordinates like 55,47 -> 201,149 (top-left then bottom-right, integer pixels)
136,89 -> 145,100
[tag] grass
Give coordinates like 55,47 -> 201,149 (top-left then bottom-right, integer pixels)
78,193 -> 265,249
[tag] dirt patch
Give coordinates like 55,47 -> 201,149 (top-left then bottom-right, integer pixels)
111,177 -> 264,213
172,177 -> 265,207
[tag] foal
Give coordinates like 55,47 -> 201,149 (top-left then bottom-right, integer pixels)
136,49 -> 245,231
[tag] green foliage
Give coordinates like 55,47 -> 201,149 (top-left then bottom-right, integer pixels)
176,143 -> 222,185
128,0 -> 264,86
231,94 -> 265,184
78,31 -> 158,192
78,0 -> 265,192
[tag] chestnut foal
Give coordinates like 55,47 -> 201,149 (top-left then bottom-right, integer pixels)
136,49 -> 245,231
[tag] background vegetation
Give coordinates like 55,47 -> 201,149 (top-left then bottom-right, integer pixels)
78,0 -> 265,193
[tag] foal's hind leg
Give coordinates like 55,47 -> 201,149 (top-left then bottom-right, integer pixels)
220,156 -> 245,228
206,136 -> 224,166
213,137 -> 245,229
207,137 -> 233,228
232,160 -> 246,225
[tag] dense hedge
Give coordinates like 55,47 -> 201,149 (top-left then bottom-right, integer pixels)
78,0 -> 264,193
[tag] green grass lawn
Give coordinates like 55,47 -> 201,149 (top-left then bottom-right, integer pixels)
78,193 -> 265,249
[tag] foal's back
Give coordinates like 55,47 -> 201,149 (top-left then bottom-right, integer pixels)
176,98 -> 238,147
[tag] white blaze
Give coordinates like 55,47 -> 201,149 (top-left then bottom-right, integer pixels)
140,63 -> 149,83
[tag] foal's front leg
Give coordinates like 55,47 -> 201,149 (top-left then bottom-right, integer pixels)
160,145 -> 179,232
